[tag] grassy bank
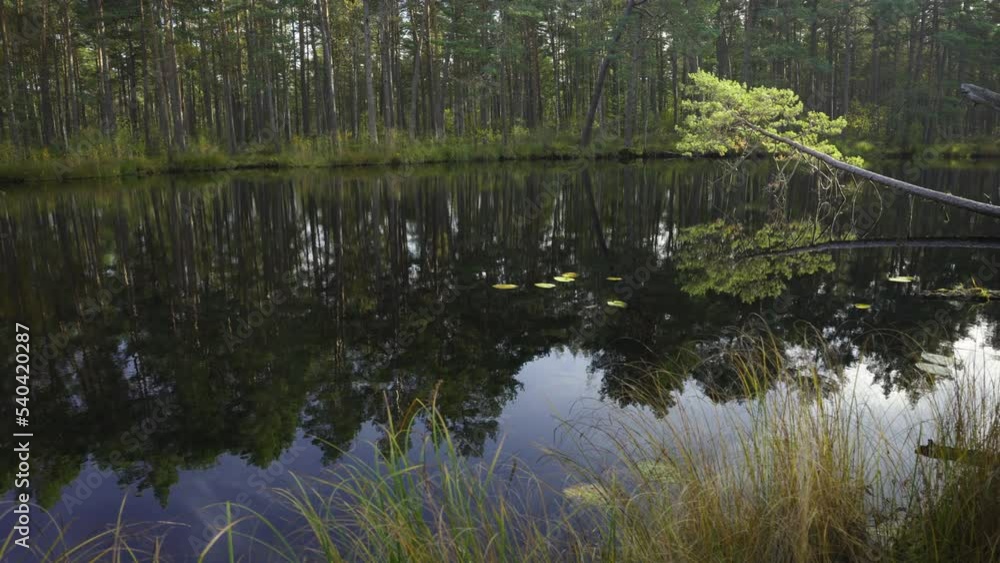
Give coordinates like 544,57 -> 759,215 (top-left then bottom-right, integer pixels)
7,332 -> 998,562
2,129 -> 998,185
0,132 -> 686,185
842,136 -> 1000,163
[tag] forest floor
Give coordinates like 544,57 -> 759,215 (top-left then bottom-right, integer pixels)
1,133 -> 998,185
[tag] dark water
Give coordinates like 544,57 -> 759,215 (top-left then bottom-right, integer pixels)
1,159 -> 999,559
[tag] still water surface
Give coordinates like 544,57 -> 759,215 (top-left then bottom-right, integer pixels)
1,160 -> 999,559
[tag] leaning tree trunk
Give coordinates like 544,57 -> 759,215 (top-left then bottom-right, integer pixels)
749,124 -> 1000,219
580,0 -> 644,148
752,237 -> 1000,258
960,84 -> 1000,113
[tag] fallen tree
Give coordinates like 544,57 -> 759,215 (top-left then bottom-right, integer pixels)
679,72 -> 1000,220
749,125 -> 1000,218
750,237 -> 1000,258
960,83 -> 1000,113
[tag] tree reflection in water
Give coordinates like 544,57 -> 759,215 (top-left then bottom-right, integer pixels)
1,160 -> 999,506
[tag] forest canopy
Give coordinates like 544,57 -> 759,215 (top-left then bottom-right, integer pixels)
0,0 -> 996,162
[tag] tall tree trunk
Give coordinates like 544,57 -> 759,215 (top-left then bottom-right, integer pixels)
742,0 -> 754,86
317,0 -> 340,145
350,29 -> 359,138
807,0 -> 819,106
145,0 -> 173,156
160,0 -> 186,151
548,9 -> 561,131
841,0 -> 852,117
424,0 -> 440,138
39,0 -> 55,145
363,0 -> 379,143
299,13 -> 310,136
624,17 -> 641,148
95,0 -> 115,138
581,0 -> 642,148
715,4 -> 730,78
63,1 -> 79,138
218,0 -> 237,153
0,0 -> 19,148
380,0 -> 394,134
407,0 -> 421,140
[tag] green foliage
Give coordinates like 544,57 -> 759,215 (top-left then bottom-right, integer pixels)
676,220 -> 839,302
678,71 -> 863,166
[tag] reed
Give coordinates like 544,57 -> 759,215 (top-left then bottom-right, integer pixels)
8,330 -> 997,562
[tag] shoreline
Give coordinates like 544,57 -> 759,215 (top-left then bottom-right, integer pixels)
1,137 -> 997,186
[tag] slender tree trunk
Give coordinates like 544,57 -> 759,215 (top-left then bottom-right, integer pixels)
317,0 -> 339,145
424,0 -> 440,138
548,9 -> 561,131
218,0 -> 237,153
63,2 -> 79,137
95,0 -> 115,138
363,0 -> 378,143
670,47 -> 679,130
742,0 -> 754,86
380,0 -> 394,134
581,0 -> 642,148
299,14 -> 310,136
841,0 -> 852,117
350,29 -> 359,138
39,0 -> 55,146
0,0 -> 19,148
624,17 -> 641,148
160,0 -> 186,151
146,0 -> 173,156
407,0 -> 421,140
715,4 -> 730,78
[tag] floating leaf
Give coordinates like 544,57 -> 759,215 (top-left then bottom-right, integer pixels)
534,283 -> 556,289
607,300 -> 627,308
635,460 -> 681,484
553,276 -> 575,283
606,276 -> 623,281
561,272 -> 579,279
888,276 -> 915,283
853,303 -> 872,310
920,352 -> 951,366
915,362 -> 952,377
492,284 -> 518,290
563,483 -> 606,506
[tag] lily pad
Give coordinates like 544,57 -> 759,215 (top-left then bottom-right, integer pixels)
561,272 -> 579,279
607,300 -> 627,308
853,303 -> 872,310
635,460 -> 681,484
915,362 -> 952,377
553,276 -> 575,283
563,483 -> 606,506
534,283 -> 556,289
888,276 -> 915,283
492,284 -> 518,290
606,276 -> 623,281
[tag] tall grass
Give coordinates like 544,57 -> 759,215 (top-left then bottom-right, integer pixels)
6,331 -> 998,561
0,128 -> 680,184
